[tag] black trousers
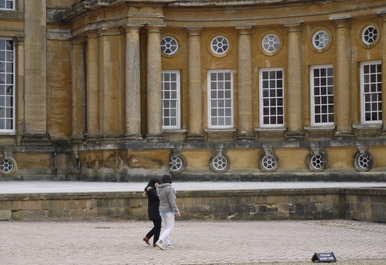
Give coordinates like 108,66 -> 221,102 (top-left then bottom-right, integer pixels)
146,218 -> 162,244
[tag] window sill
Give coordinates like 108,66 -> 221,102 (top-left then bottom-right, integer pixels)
162,129 -> 188,133
254,127 -> 286,132
352,124 -> 382,130
205,128 -> 237,133
0,132 -> 16,135
304,125 -> 336,132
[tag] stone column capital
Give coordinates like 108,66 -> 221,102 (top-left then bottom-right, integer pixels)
85,30 -> 99,39
124,24 -> 143,33
146,24 -> 165,33
235,25 -> 253,34
331,16 -> 351,28
98,27 -> 121,37
284,22 -> 302,32
13,35 -> 24,45
70,36 -> 87,45
185,26 -> 203,35
377,9 -> 386,21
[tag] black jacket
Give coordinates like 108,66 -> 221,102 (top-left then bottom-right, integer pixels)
146,187 -> 160,221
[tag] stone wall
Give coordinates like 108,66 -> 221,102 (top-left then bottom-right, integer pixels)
1,188 -> 385,222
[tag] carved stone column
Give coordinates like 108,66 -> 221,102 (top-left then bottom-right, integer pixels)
98,28 -> 124,140
285,23 -> 304,140
71,37 -> 86,143
23,0 -> 49,144
334,19 -> 353,138
236,26 -> 254,141
125,25 -> 143,140
186,27 -> 204,142
86,31 -> 100,141
146,25 -> 163,141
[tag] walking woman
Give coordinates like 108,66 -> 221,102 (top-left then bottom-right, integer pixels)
143,178 -> 161,247
155,175 -> 181,250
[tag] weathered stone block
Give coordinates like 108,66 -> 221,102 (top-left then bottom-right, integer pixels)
23,210 -> 47,221
41,200 -> 66,210
46,208 -> 67,219
21,200 -> 42,210
67,199 -> 91,209
0,200 -> 20,210
0,210 -> 11,220
12,210 -> 24,221
190,204 -> 212,213
70,208 -> 97,219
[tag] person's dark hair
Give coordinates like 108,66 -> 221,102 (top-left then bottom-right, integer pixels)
144,178 -> 159,191
160,175 -> 172,184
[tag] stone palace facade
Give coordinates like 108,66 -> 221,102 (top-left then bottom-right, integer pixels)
1,0 -> 386,181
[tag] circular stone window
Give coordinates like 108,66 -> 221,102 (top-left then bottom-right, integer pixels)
308,153 -> 327,172
209,154 -> 229,173
354,152 -> 372,172
161,36 -> 179,55
0,158 -> 15,174
262,34 -> 280,53
361,25 -> 378,46
211,36 -> 229,55
259,153 -> 278,172
312,30 -> 330,50
169,154 -> 186,173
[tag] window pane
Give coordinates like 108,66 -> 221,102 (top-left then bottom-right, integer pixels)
260,69 -> 284,127
208,70 -> 233,128
161,71 -> 180,129
0,39 -> 14,132
311,66 -> 334,125
361,61 -> 382,123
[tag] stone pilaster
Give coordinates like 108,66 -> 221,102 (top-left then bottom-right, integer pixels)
186,27 -> 204,142
71,37 -> 87,143
333,19 -> 353,138
236,26 -> 254,141
86,31 -> 100,141
125,25 -> 143,140
146,25 -> 164,141
98,28 -> 124,140
14,36 -> 24,146
22,0 -> 49,145
285,23 -> 305,140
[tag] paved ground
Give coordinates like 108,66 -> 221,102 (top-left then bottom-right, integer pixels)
1,181 -> 386,265
1,219 -> 386,265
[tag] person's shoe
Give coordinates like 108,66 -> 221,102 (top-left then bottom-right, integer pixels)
155,240 -> 165,250
143,237 -> 150,245
166,244 -> 174,249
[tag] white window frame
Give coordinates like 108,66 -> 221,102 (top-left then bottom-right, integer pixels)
0,38 -> 15,133
210,36 -> 229,55
259,68 -> 284,128
262,34 -> 280,53
360,60 -> 382,124
161,70 -> 181,130
310,65 -> 334,126
161,36 -> 179,56
312,30 -> 330,50
361,25 -> 378,46
207,70 -> 234,129
0,0 -> 15,10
